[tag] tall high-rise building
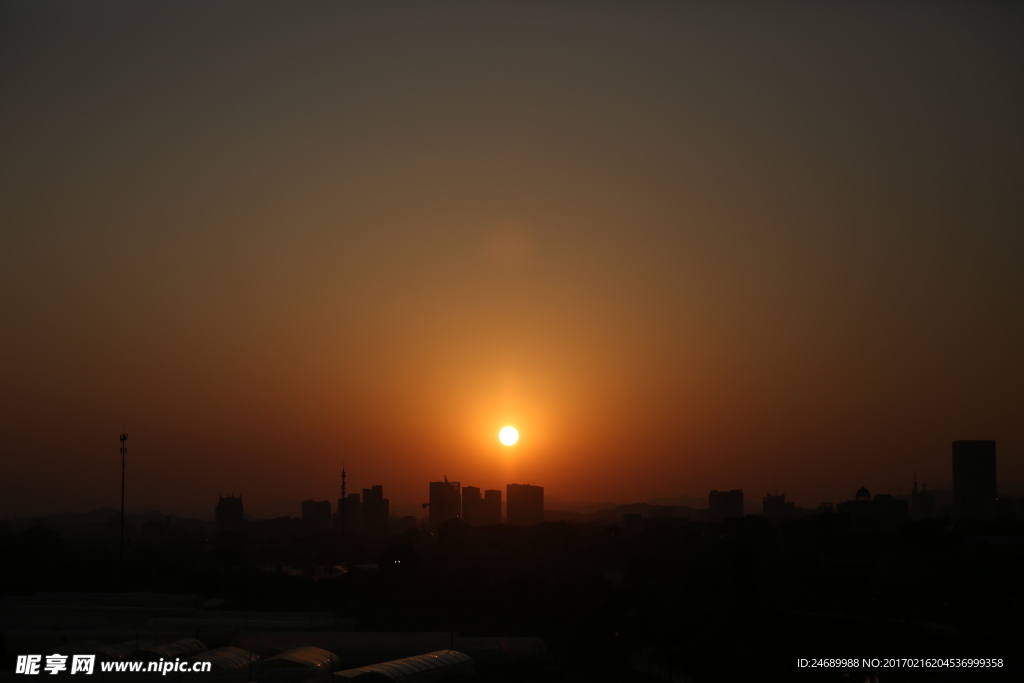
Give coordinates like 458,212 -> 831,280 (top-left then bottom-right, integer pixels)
362,485 -> 390,536
482,489 -> 502,526
506,483 -> 544,526
301,499 -> 331,532
340,493 -> 361,535
708,489 -> 744,522
215,495 -> 245,533
335,468 -> 347,533
462,486 -> 482,526
952,440 -> 997,518
428,478 -> 461,527
762,492 -> 796,521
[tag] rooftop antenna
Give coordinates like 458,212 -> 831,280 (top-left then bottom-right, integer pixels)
119,425 -> 128,561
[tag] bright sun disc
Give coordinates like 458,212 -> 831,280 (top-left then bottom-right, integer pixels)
498,426 -> 519,446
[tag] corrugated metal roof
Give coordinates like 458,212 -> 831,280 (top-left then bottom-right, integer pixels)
262,646 -> 339,670
154,638 -> 207,659
190,646 -> 259,671
333,650 -> 474,682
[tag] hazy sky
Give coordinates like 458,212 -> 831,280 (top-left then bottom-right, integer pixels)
3,2 -> 1023,518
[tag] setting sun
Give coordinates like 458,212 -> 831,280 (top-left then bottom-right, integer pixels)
498,426 -> 519,446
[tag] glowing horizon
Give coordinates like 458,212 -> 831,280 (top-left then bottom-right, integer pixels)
2,3 -> 1022,519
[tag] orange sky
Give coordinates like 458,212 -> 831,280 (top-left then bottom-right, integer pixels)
3,2 -> 1023,518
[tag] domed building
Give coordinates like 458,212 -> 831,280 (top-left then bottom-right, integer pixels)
837,486 -> 908,523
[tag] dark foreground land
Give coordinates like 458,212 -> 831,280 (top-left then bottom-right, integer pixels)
3,513 -> 1023,682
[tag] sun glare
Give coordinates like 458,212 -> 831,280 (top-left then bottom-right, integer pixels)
498,426 -> 519,446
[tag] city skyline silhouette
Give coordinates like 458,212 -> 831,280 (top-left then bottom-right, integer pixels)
2,4 -> 1023,678
3,3 -> 1023,521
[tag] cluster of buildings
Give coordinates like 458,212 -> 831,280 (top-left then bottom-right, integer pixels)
332,470 -> 391,537
706,440 -> 1001,524
215,471 -> 546,537
213,470 -> 397,538
217,439 -> 1000,537
426,478 -> 544,528
271,472 -> 396,537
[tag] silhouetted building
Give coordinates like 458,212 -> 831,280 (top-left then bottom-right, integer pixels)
428,477 -> 461,527
838,488 -> 871,518
334,502 -> 344,532
836,487 -> 908,523
462,486 -> 482,526
816,502 -> 834,514
996,496 -> 1024,521
709,489 -> 744,522
390,515 -> 418,533
482,489 -> 502,525
762,492 -> 797,521
952,440 -> 997,518
301,499 -> 331,532
507,483 -> 544,526
340,493 -> 361,535
871,494 -> 909,523
911,476 -> 935,519
215,495 -> 245,533
335,468 -> 348,533
361,485 -> 390,536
